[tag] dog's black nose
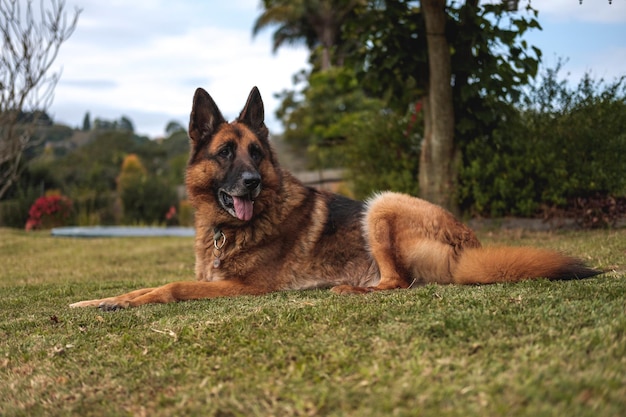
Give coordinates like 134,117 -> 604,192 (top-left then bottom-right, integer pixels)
242,172 -> 261,191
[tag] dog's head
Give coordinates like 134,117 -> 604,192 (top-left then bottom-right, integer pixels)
186,87 -> 280,224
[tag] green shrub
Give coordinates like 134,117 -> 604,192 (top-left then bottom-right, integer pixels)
0,186 -> 40,228
276,67 -> 387,170
459,68 -> 626,217
341,108 -> 421,200
72,189 -> 117,226
178,199 -> 195,227
115,154 -> 177,225
118,174 -> 177,225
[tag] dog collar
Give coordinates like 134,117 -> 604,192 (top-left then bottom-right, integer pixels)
212,227 -> 226,268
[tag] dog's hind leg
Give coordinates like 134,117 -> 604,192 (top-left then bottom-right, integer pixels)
332,192 -> 481,295
331,195 -> 411,295
366,213 -> 412,290
330,215 -> 408,295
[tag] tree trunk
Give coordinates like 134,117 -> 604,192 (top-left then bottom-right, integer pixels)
419,0 -> 458,214
318,15 -> 335,70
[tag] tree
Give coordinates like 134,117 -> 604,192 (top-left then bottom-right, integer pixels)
275,66 -> 382,167
419,0 -> 456,210
119,115 -> 134,132
254,0 -> 363,70
261,1 -> 542,211
165,120 -> 185,136
82,112 -> 91,131
0,0 -> 80,199
116,153 -> 176,224
343,0 -> 541,212
117,154 -> 147,192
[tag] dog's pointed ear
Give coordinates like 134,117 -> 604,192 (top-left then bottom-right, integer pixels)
189,88 -> 226,143
237,87 -> 267,136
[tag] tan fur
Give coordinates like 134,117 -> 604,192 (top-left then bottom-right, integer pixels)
364,192 -> 481,287
452,247 -> 590,284
70,87 -> 600,310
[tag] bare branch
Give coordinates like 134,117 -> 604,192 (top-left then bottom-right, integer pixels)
0,0 -> 80,199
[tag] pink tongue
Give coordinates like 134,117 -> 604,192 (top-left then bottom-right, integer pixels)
233,196 -> 254,221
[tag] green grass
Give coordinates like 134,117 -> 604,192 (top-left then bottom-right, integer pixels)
1,227 -> 625,416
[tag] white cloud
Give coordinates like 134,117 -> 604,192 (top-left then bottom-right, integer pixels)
49,0 -> 309,137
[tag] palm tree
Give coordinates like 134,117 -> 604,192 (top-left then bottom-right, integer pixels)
253,0 -> 363,70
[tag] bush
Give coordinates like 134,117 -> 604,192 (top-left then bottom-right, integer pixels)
118,173 -> 177,225
178,200 -> 195,227
0,186 -> 40,228
341,107 -> 421,200
25,194 -> 73,230
459,67 -> 626,218
72,189 -> 117,226
114,154 -> 175,224
276,67 -> 387,170
458,109 -> 541,216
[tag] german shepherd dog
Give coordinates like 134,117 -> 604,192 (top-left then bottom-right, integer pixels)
70,87 -> 600,310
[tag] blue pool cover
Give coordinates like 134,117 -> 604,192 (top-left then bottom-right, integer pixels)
51,226 -> 195,238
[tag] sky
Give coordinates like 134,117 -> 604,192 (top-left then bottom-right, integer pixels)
47,0 -> 626,139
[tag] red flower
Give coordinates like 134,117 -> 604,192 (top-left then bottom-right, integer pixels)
25,195 -> 73,231
165,205 -> 177,221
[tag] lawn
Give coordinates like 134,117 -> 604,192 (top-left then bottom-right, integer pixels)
0,227 -> 625,416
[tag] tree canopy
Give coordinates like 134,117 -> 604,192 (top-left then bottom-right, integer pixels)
253,0 -> 364,70
263,0 -> 542,212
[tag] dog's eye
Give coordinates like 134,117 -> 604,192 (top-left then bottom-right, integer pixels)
217,146 -> 232,159
249,144 -> 264,163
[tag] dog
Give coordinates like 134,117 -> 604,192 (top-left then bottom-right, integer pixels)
70,87 -> 601,310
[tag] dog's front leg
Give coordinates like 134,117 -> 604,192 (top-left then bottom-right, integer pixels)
69,287 -> 156,309
72,280 -> 268,310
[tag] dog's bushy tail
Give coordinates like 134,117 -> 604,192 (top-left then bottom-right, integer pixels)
452,246 -> 602,284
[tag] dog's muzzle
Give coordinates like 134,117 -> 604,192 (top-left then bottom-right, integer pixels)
219,171 -> 261,221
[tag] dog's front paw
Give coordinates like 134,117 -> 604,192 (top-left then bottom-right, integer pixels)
98,299 -> 131,311
69,299 -> 104,308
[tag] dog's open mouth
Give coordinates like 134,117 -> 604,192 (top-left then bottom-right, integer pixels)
219,190 -> 255,221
